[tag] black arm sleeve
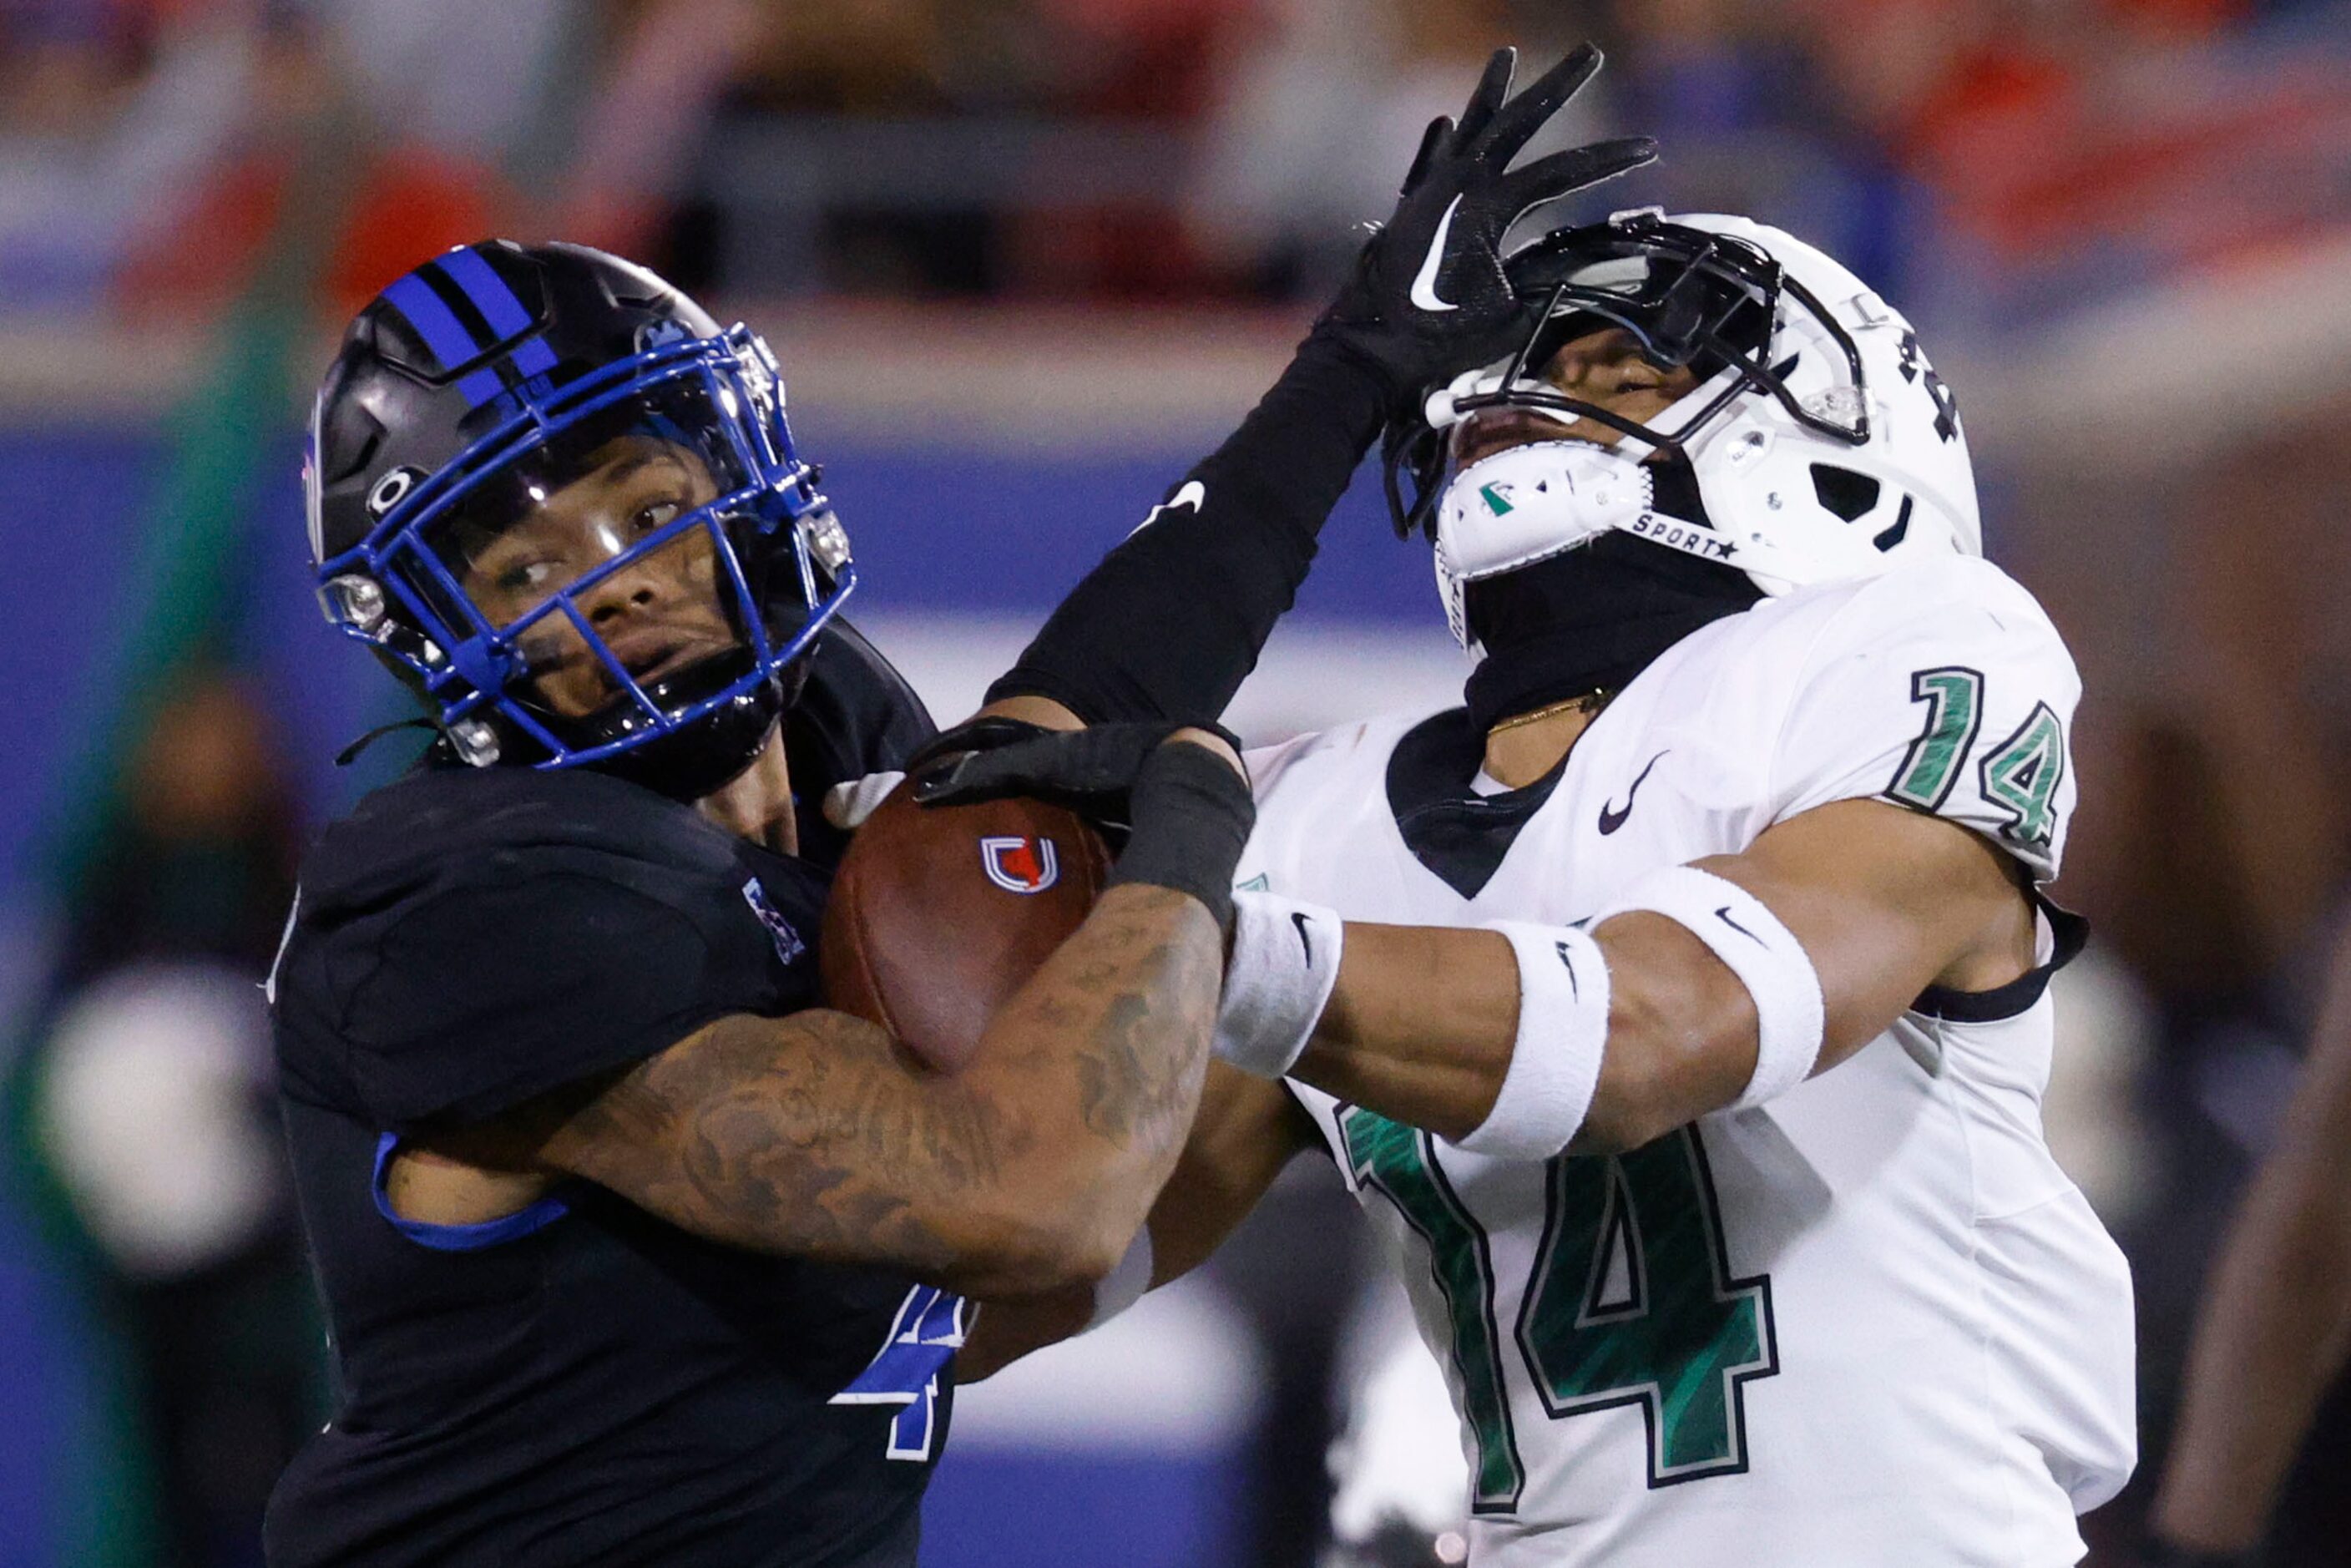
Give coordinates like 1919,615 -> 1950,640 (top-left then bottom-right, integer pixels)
984,334 -> 1389,725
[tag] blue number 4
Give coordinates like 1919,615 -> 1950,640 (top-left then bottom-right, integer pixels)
831,1285 -> 968,1461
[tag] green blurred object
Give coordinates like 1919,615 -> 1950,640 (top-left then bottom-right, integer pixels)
3,303 -> 313,1568
38,290 -> 318,903
3,101 -> 356,1568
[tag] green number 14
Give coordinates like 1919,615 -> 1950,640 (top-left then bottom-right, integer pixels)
1343,1112 -> 1778,1508
1887,667 -> 2066,849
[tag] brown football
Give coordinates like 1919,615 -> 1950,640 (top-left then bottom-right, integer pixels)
821,783 -> 1113,1074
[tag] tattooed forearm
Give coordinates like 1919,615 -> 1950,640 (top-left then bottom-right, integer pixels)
994,884 -> 1222,1151
533,881 -> 1226,1295
547,1011 -> 990,1280
1070,959 -> 1219,1146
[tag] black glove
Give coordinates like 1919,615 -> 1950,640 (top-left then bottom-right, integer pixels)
913,721 -> 1255,933
905,714 -> 1052,779
1312,43 -> 1657,414
912,719 -> 1241,827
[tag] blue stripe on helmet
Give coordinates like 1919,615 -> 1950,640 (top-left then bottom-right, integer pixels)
433,248 -> 559,385
381,272 -> 484,378
510,336 -> 558,377
434,246 -> 537,343
457,366 -> 507,406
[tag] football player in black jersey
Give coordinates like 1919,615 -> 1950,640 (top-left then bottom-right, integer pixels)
273,240 -> 1259,1567
268,46 -> 1650,1568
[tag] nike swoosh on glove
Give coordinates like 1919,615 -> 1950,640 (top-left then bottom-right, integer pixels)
1312,43 -> 1656,416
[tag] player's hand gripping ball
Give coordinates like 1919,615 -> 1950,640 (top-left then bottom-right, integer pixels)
821,781 -> 1111,1075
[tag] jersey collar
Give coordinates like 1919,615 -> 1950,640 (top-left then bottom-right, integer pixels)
1385,708 -> 1570,899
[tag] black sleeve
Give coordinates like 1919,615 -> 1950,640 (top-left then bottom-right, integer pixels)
984,335 -> 1389,725
334,850 -> 763,1130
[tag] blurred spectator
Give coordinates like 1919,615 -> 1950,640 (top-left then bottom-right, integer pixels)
732,0 -> 967,113
52,672 -> 303,987
23,670 -> 318,1568
2043,403 -> 2351,1560
10,0 -> 2335,321
0,0 -> 278,312
2151,924 -> 2351,1564
677,0 -> 1259,298
670,0 -> 1033,295
1183,0 -> 1524,297
544,0 -> 764,260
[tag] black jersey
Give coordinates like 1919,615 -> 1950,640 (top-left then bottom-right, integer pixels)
265,625 -> 952,1568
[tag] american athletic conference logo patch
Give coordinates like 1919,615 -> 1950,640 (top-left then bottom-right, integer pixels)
741,878 -> 806,964
979,836 -> 1059,894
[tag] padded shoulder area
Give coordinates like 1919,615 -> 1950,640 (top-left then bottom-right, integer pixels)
286,766 -> 822,1128
305,763 -> 743,923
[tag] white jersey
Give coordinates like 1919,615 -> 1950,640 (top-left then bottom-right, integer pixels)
1241,557 -> 2136,1566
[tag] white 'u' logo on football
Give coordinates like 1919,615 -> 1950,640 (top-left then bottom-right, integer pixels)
979,836 -> 1059,894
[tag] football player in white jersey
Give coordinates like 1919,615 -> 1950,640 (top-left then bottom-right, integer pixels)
961,208 -> 2138,1565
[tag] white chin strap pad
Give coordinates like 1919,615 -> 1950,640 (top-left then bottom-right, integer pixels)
1436,442 -> 1654,581
1433,442 -> 1655,645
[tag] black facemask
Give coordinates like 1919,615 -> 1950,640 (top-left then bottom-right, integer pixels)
1461,461 -> 1761,733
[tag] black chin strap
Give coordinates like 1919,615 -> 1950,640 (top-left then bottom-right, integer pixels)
1462,527 -> 1762,735
334,716 -> 442,768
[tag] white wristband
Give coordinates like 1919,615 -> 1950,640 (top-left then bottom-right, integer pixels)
1592,865 -> 1824,1110
1215,890 -> 1344,1078
1084,1227 -> 1154,1333
1451,922 -> 1610,1160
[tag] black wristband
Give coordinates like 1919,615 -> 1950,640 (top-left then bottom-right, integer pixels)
1105,742 -> 1256,936
985,336 -> 1388,725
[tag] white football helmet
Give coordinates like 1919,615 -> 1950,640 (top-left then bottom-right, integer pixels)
1382,210 -> 1981,648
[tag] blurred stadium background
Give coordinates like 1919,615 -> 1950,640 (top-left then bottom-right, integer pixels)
3,0 -> 2349,1564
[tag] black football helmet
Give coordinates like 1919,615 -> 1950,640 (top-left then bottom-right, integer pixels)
306,240 -> 852,798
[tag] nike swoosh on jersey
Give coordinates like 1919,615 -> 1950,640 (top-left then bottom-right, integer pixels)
1598,751 -> 1669,835
1409,196 -> 1464,313
1291,909 -> 1315,966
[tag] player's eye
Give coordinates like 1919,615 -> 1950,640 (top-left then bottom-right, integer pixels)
631,498 -> 684,535
493,558 -> 556,597
1614,354 -> 1665,390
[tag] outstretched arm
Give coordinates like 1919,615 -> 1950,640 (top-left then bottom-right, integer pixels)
985,47 -> 1651,728
957,1062 -> 1319,1379
2151,930 -> 2351,1559
1272,795 -> 2036,1153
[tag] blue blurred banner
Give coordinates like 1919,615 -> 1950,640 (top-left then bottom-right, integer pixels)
0,427 -> 1452,903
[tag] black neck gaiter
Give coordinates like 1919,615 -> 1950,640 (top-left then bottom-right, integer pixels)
1461,523 -> 1762,735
